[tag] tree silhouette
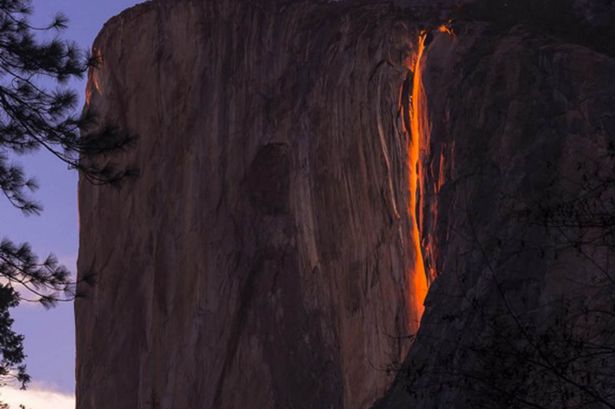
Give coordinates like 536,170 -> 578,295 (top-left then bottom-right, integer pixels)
0,0 -> 134,401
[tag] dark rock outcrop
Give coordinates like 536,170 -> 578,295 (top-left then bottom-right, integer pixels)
377,21 -> 615,409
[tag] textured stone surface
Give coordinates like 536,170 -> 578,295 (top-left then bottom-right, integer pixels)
77,1 -> 615,409
376,22 -> 615,409
77,2 -> 425,409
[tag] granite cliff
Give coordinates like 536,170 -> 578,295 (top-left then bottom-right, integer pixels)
77,1 -> 615,408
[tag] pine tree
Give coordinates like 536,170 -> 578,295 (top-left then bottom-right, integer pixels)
0,0 -> 134,396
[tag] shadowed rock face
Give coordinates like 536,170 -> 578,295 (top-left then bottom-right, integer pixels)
77,1 -> 615,409
376,22 -> 615,409
77,2 -> 423,409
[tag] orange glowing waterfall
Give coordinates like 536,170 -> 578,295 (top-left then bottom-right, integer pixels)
408,32 -> 429,328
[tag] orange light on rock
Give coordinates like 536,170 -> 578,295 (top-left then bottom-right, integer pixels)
85,50 -> 104,106
408,32 -> 429,328
437,24 -> 454,36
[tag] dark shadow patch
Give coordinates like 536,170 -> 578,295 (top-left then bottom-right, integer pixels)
247,143 -> 290,215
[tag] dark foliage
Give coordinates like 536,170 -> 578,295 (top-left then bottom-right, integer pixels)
0,0 -> 135,401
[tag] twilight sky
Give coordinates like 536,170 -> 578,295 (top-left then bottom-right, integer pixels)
0,1 -> 142,407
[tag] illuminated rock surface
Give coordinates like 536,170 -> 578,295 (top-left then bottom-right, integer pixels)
376,21 -> 615,409
77,1 -> 615,409
77,2 -> 423,409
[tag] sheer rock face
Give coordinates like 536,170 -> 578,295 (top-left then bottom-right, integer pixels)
376,23 -> 615,409
77,2 -> 423,409
78,1 -> 615,409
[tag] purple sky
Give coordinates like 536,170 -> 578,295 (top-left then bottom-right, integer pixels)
0,0 -> 143,399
